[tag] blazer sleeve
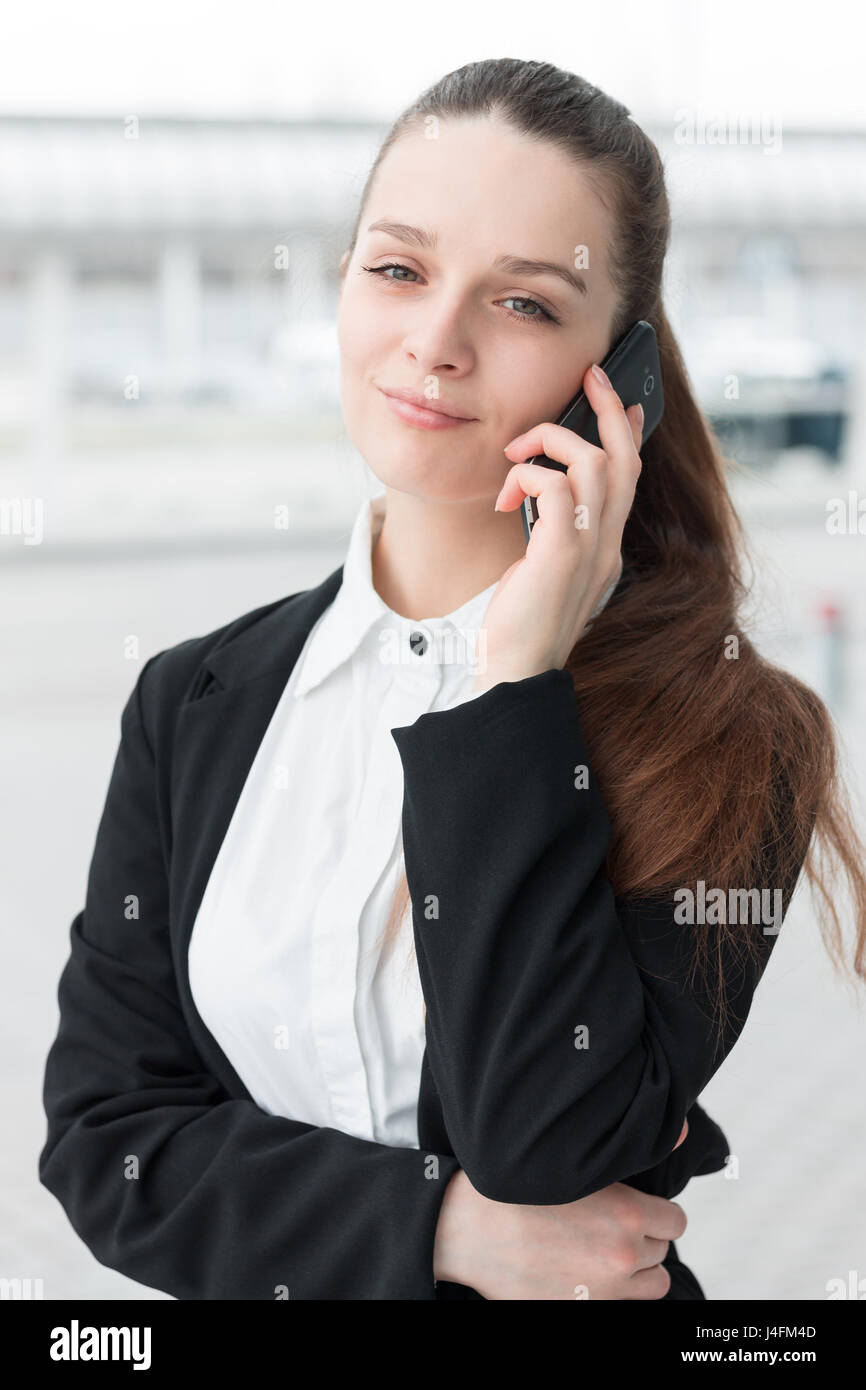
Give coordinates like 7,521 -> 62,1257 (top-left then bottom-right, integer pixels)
390,667 -> 810,1207
39,657 -> 461,1301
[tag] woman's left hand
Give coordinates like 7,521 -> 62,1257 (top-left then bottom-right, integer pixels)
471,363 -> 644,693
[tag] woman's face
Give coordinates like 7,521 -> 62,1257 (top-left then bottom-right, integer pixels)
337,115 -> 621,503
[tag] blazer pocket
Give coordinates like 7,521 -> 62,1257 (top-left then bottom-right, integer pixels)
184,664 -> 224,703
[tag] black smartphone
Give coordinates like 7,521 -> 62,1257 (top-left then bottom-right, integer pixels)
520,319 -> 664,543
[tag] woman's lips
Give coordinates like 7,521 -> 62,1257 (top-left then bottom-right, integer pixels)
379,390 -> 477,430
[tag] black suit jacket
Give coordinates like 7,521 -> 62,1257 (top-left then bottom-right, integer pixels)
39,564 -> 807,1300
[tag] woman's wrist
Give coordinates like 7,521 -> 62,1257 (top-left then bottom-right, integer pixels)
433,1167 -> 476,1286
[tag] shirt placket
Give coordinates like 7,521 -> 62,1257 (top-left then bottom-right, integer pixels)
309,616 -> 446,1141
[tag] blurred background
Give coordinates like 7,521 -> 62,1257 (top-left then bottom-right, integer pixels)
3,0 -> 865,1302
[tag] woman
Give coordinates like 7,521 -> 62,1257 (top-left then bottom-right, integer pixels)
39,58 -> 866,1302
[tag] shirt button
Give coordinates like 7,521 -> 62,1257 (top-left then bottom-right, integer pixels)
409,629 -> 429,657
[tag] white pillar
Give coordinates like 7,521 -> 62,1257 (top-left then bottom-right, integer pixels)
288,234 -> 331,321
840,271 -> 866,492
29,246 -> 69,472
159,238 -> 201,396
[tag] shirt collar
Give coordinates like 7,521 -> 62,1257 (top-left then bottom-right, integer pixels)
292,494 -> 499,697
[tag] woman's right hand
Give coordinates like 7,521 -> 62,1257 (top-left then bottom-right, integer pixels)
434,1122 -> 690,1301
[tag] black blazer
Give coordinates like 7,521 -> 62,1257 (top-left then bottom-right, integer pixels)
39,564 -> 807,1300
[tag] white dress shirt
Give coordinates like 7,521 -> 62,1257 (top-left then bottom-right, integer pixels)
188,492 -> 499,1150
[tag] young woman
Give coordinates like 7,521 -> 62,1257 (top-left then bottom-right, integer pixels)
40,58 -> 866,1302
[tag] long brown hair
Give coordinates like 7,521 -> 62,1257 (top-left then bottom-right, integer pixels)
342,58 -> 866,1040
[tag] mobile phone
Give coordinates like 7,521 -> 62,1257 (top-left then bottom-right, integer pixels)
520,319 -> 664,543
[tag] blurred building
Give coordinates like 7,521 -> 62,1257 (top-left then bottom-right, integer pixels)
0,115 -> 864,541
0,116 -> 384,426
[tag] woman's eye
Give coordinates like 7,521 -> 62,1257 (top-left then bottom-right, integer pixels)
360,263 -> 559,326
500,296 -> 557,325
362,262 -> 419,283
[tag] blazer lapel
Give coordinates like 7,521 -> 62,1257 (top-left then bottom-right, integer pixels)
167,565 -> 343,1095
162,561 -> 453,1158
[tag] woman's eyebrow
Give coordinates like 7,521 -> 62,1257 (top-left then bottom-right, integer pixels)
365,219 -> 588,298
496,254 -> 588,298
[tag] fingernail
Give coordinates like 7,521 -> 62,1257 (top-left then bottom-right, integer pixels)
591,363 -> 611,388
635,402 -> 644,429
494,486 -> 505,511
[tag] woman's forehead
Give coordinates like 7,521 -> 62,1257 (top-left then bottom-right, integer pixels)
364,122 -> 617,282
